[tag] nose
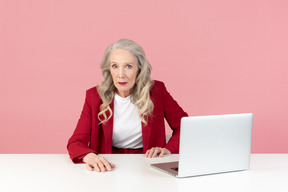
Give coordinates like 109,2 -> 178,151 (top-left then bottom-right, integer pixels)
118,67 -> 125,78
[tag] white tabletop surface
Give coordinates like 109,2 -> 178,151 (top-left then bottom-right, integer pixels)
0,154 -> 288,192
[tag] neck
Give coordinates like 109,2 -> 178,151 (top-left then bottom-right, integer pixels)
117,91 -> 130,98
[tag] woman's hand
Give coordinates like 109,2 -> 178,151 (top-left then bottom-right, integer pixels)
145,147 -> 171,158
82,153 -> 115,172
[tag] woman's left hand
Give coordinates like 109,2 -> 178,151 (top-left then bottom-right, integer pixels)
145,147 -> 171,158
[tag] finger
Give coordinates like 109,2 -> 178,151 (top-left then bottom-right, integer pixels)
100,158 -> 112,171
158,149 -> 166,158
92,163 -> 101,172
98,156 -> 113,171
147,148 -> 155,158
86,164 -> 93,171
145,150 -> 150,158
96,160 -> 106,172
152,148 -> 160,158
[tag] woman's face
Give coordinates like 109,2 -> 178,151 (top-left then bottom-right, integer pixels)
109,49 -> 139,98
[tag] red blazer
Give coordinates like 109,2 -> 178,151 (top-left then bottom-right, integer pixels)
67,80 -> 188,163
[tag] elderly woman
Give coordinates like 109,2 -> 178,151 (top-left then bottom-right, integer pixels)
67,39 -> 188,172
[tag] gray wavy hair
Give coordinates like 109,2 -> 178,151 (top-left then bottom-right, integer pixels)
97,39 -> 154,125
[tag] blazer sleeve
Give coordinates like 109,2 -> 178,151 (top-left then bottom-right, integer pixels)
161,82 -> 188,153
67,90 -> 97,163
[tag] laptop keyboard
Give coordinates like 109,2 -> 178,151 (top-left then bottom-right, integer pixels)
147,155 -> 179,164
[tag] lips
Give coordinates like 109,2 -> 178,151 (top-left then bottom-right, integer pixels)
118,82 -> 128,86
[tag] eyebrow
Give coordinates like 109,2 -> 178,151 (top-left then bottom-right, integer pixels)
110,62 -> 134,65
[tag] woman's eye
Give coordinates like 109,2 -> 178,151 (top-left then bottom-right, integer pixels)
127,65 -> 132,69
112,65 -> 117,69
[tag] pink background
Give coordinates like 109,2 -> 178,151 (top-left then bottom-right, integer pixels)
0,0 -> 287,153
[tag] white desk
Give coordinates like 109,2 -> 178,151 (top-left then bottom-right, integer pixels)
0,154 -> 287,192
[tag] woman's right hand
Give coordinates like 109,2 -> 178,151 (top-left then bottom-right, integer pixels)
82,153 -> 115,172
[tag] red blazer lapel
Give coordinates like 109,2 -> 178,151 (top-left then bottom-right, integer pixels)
141,116 -> 152,152
101,99 -> 114,153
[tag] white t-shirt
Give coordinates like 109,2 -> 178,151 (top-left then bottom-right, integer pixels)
112,93 -> 143,149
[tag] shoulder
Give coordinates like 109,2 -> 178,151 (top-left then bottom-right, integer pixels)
152,80 -> 164,87
150,80 -> 168,96
86,86 -> 98,95
151,80 -> 166,91
85,86 -> 101,101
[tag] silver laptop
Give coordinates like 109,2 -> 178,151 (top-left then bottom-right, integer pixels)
151,113 -> 253,178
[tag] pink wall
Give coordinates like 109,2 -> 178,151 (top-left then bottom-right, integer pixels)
0,0 -> 287,153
